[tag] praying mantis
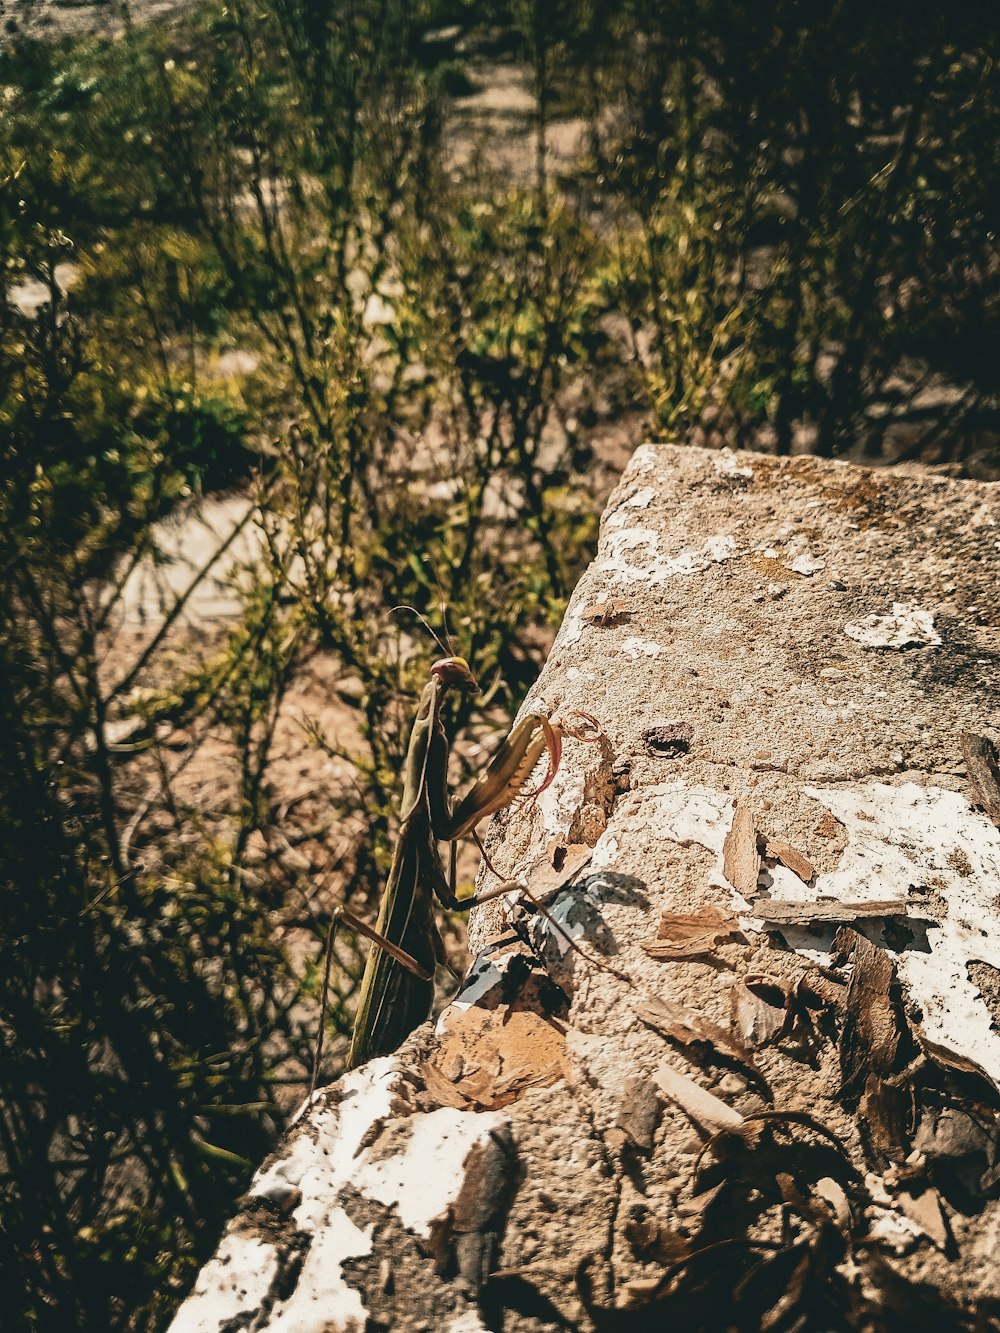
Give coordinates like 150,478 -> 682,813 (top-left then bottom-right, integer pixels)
312,653 -> 594,1084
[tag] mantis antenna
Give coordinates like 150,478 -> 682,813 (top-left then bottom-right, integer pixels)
386,604 -> 452,661
425,555 -> 457,658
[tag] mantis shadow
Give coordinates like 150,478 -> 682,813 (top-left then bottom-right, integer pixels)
523,870 -> 648,988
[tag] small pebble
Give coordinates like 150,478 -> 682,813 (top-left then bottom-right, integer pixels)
716,1073 -> 746,1095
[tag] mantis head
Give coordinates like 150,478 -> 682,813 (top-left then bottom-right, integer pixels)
430,656 -> 480,694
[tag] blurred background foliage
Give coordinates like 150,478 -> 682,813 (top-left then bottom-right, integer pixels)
1,0 -> 997,1326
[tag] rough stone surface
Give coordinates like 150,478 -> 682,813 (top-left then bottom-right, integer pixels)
171,445 -> 1000,1331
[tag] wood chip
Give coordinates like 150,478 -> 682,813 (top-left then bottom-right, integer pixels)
814,1176 -> 851,1229
433,1006 -> 565,1110
527,841 -> 594,899
421,1060 -> 473,1110
914,1031 -> 998,1090
895,1184 -> 952,1252
642,904 -> 744,961
582,599 -> 630,626
652,1058 -> 744,1135
427,1128 -> 518,1289
960,731 -> 1000,827
762,838 -> 816,883
731,977 -> 787,1047
751,897 -> 910,925
723,802 -> 760,898
836,927 -> 908,1153
613,1075 -> 663,1154
837,928 -> 904,1093
636,994 -> 760,1079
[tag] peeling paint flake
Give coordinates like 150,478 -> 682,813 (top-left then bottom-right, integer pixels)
788,553 -> 826,577
596,528 -> 738,586
622,484 -> 657,509
608,777 -> 1000,1084
527,879 -> 604,961
445,949 -> 521,1016
537,761 -> 586,839
713,448 -> 754,479
171,1056 -> 510,1331
799,784 -> 1000,1087
355,1107 -> 508,1236
169,1235 -> 280,1333
844,602 -> 941,649
621,636 -> 663,659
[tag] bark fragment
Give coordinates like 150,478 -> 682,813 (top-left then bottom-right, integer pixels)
960,731 -> 1000,828
636,993 -> 761,1082
642,904 -> 744,961
723,802 -> 761,898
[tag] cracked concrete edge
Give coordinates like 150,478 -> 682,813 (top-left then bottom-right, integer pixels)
170,444 -> 1000,1331
170,1055 -> 511,1332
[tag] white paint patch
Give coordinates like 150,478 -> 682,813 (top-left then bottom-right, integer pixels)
798,783 -> 1000,1087
620,484 -> 657,511
267,1210 -> 373,1331
597,528 -> 665,582
645,781 -> 735,858
355,1108 -> 505,1235
844,602 -> 941,649
702,535 -> 738,563
596,529 -> 738,586
446,1313 -> 490,1333
626,443 -> 659,477
591,832 -> 620,868
536,760 -> 586,839
713,449 -> 754,479
788,553 -> 826,576
604,778 -> 1000,1083
553,595 -> 590,648
170,1058 -> 508,1331
606,486 -> 657,529
169,1236 -> 280,1333
601,779 -> 744,899
621,637 -> 663,659
445,949 -> 520,1016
